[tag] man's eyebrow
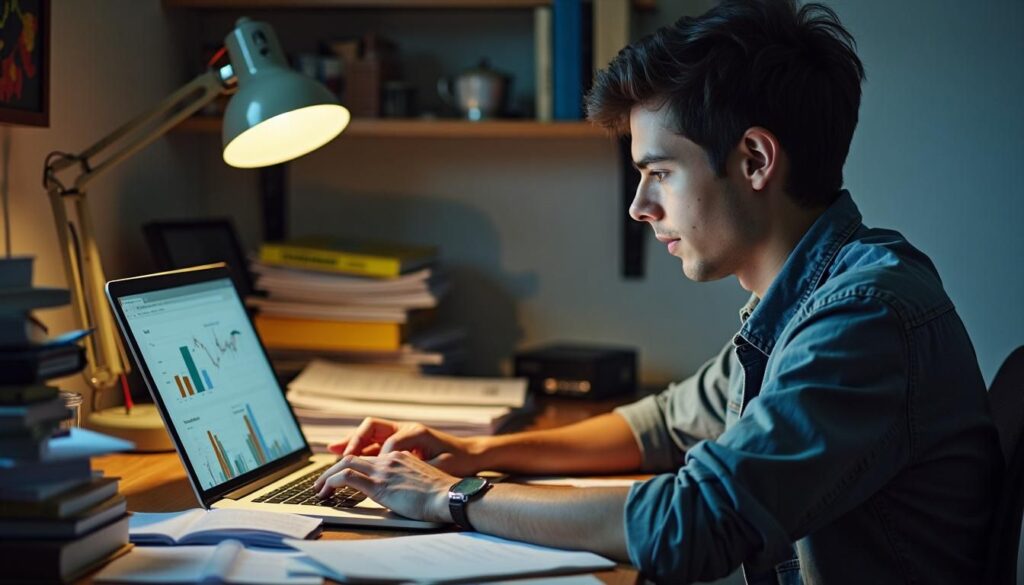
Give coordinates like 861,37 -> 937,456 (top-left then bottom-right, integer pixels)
632,154 -> 674,171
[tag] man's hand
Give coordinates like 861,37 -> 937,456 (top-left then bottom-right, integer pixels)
329,417 -> 483,476
313,451 -> 457,523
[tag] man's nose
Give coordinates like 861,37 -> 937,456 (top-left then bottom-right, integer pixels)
629,183 -> 662,223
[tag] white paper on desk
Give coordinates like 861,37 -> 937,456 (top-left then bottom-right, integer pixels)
286,532 -> 615,584
289,360 -> 527,407
519,477 -> 641,488
487,576 -> 605,585
94,540 -> 322,585
288,392 -> 513,426
294,409 -> 498,436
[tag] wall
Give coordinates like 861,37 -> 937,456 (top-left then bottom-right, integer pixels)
831,0 -> 1024,383
2,0 -> 204,415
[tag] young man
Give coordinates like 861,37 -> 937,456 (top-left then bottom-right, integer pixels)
313,1 -> 1000,583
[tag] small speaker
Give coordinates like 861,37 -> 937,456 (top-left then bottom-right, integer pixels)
513,343 -> 637,399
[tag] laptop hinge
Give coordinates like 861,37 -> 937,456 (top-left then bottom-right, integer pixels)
221,458 -> 313,501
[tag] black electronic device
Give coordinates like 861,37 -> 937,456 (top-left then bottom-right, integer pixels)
513,343 -> 637,399
143,219 -> 254,298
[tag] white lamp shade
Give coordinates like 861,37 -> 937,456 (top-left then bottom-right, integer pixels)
220,18 -> 350,168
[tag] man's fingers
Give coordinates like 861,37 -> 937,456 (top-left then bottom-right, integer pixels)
318,467 -> 375,499
379,424 -> 429,456
342,418 -> 399,457
328,441 -> 381,456
360,444 -> 382,456
314,454 -> 376,491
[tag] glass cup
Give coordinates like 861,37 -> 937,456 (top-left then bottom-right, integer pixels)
59,391 -> 83,430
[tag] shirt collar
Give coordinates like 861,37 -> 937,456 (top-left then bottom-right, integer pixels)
736,190 -> 863,356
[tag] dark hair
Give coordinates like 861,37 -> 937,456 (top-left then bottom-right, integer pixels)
586,0 -> 865,208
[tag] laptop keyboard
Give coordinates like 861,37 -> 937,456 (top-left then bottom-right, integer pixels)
252,466 -> 366,509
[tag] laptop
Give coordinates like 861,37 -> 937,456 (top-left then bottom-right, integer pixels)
106,263 -> 438,529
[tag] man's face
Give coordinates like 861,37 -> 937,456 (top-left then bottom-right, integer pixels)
629,104 -> 759,282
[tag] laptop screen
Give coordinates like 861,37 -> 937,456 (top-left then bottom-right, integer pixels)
117,277 -> 306,490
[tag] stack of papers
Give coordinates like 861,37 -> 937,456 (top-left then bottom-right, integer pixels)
249,264 -> 443,312
287,360 -> 530,448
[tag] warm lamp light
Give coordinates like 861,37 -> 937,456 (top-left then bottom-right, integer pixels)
221,17 -> 349,168
42,17 -> 348,451
225,104 -> 350,168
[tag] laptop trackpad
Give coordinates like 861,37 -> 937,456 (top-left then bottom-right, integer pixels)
355,498 -> 385,510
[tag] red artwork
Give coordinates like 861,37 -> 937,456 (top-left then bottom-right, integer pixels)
0,0 -> 47,127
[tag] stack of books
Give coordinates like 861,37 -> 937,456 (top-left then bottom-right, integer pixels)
0,426 -> 133,583
286,360 -> 530,451
0,281 -> 88,385
0,259 -> 134,583
249,237 -> 464,375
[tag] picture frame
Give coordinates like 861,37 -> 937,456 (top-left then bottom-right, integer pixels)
0,0 -> 49,127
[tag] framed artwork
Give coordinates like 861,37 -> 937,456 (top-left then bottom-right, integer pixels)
0,0 -> 48,127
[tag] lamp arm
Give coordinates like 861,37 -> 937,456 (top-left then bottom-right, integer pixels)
43,66 -> 233,401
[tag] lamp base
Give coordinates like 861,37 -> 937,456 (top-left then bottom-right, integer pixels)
86,404 -> 175,453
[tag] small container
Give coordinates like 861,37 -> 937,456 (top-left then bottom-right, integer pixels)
59,391 -> 83,430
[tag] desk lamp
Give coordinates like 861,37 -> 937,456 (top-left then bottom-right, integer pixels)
43,18 -> 350,451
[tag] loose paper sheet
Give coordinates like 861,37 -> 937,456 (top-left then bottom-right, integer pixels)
287,532 -> 614,584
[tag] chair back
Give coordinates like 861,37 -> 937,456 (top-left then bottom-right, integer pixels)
986,346 -> 1024,585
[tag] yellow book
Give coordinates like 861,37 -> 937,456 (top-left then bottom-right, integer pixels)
253,315 -> 405,351
260,237 -> 436,278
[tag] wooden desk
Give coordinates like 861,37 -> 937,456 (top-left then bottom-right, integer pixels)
83,396 -> 646,584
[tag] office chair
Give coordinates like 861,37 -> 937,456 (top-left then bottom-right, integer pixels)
985,346 -> 1024,585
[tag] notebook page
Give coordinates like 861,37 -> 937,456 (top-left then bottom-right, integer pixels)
192,508 -> 322,539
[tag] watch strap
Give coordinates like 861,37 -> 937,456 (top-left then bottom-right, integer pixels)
448,478 -> 491,531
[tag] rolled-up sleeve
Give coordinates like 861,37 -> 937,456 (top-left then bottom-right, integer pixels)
615,340 -> 734,471
623,294 -> 911,583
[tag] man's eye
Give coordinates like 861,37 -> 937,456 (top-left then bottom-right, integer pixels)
650,171 -> 668,182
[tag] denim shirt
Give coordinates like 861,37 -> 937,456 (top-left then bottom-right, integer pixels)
615,191 -> 1000,585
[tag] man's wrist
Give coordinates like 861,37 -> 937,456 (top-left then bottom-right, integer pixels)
465,435 -> 498,470
436,488 -> 454,523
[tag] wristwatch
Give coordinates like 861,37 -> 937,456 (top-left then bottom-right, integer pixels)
448,476 -> 492,531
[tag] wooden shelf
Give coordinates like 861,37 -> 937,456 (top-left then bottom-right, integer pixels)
165,0 -> 553,9
176,116 -> 609,139
165,0 -> 655,10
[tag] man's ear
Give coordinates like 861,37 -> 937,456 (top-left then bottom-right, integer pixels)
738,127 -> 781,191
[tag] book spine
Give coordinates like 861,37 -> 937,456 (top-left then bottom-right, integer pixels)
534,6 -> 553,122
553,0 -> 583,120
594,0 -> 629,72
254,315 -> 404,352
260,245 -> 402,278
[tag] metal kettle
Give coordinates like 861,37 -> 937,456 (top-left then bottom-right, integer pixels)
437,60 -> 509,121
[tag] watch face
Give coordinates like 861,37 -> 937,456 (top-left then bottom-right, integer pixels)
453,477 -> 489,496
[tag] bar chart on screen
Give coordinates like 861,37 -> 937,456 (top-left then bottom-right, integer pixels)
171,329 -> 242,397
202,403 -> 296,482
121,279 -> 306,489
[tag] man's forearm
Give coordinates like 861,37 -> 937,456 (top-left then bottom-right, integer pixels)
470,412 -> 643,475
461,483 -> 631,561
